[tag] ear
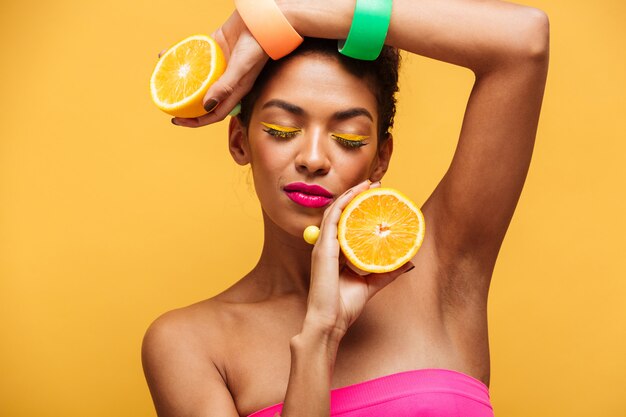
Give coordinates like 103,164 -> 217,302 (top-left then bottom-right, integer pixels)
369,133 -> 393,182
228,116 -> 251,166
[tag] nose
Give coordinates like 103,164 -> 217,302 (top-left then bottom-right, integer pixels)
294,129 -> 331,176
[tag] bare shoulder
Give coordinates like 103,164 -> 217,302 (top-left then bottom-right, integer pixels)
141,298 -> 240,417
144,298 -> 228,341
142,300 -> 221,360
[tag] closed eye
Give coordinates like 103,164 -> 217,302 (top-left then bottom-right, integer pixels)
331,134 -> 368,149
261,122 -> 301,139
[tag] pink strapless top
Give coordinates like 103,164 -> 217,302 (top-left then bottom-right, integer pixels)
245,368 -> 494,417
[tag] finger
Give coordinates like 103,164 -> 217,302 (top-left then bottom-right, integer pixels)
364,261 -> 415,300
309,180 -> 371,296
317,179 -> 379,226
317,187 -> 355,236
369,180 -> 382,189
338,251 -> 347,269
157,48 -> 167,59
311,179 -> 379,237
202,34 -> 267,112
320,180 -> 372,229
307,180 -> 379,321
345,260 -> 370,276
317,180 -> 367,229
210,13 -> 238,59
172,57 -> 267,128
211,11 -> 249,60
316,180 -> 371,249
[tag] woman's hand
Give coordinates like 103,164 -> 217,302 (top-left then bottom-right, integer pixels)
170,11 -> 269,128
305,180 -> 415,341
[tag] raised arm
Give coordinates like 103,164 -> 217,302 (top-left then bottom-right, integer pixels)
286,0 -> 550,283
176,0 -> 549,286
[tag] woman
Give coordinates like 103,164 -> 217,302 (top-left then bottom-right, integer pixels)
142,1 -> 549,416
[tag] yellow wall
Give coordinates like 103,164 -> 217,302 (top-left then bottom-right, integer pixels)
1,1 -> 624,416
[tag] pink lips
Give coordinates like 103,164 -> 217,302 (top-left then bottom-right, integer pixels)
284,182 -> 333,208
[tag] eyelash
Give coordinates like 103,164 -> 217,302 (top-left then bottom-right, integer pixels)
263,127 -> 367,149
262,126 -> 300,139
331,135 -> 367,148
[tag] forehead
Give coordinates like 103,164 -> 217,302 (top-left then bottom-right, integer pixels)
252,54 -> 378,120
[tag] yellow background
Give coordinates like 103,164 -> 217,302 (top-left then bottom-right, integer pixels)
1,0 -> 624,416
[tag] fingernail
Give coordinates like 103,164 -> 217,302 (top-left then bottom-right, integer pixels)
370,181 -> 381,187
171,118 -> 178,125
204,98 -> 219,113
402,263 -> 415,274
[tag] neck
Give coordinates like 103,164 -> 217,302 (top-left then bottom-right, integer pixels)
251,210 -> 314,298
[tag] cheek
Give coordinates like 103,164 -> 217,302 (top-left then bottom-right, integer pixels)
249,140 -> 291,174
338,149 -> 379,179
247,141 -> 293,196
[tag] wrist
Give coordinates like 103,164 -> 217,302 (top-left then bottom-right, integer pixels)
275,0 -> 353,39
291,319 -> 344,356
274,0 -> 299,32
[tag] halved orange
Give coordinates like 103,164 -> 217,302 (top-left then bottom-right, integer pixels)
150,34 -> 226,118
338,188 -> 425,273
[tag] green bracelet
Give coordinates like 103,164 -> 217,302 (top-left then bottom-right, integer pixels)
338,0 -> 393,61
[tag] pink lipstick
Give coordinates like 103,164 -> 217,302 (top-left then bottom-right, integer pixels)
284,182 -> 333,208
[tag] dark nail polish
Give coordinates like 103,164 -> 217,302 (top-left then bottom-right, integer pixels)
204,98 -> 219,113
171,118 -> 178,125
403,265 -> 415,274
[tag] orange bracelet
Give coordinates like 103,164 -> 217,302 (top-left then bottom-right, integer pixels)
235,0 -> 303,60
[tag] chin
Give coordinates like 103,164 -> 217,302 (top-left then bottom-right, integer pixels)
263,207 -> 324,239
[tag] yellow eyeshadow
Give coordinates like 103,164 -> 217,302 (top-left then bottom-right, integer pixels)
260,122 -> 300,133
332,133 -> 369,142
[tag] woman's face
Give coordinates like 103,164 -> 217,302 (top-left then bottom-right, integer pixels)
230,53 -> 392,237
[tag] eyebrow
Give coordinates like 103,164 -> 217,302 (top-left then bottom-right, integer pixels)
333,108 -> 373,122
261,99 -> 373,122
261,99 -> 304,116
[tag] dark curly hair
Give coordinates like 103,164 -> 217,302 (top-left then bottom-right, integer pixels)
237,37 -> 401,142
